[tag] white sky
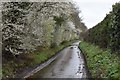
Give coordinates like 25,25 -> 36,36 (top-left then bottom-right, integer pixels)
73,0 -> 120,29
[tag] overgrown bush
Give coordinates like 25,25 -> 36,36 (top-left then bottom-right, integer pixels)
79,41 -> 120,78
84,2 -> 120,54
110,3 -> 120,54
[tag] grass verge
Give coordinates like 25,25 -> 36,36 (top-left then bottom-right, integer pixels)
79,41 -> 120,79
2,40 -> 74,78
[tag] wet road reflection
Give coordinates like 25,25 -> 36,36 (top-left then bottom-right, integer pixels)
30,41 -> 87,78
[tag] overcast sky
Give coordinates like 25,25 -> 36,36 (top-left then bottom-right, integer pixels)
73,0 -> 120,29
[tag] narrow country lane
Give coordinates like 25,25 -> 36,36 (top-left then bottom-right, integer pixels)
2,1 -> 119,79
29,41 -> 88,78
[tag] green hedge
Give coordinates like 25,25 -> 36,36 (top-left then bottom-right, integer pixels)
84,3 -> 120,54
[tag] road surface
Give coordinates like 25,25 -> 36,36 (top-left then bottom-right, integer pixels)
30,41 -> 87,78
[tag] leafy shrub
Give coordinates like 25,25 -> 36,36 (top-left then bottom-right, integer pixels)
79,41 -> 120,78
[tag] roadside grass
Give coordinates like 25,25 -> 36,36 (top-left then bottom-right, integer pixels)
2,40 -> 73,78
79,41 -> 120,79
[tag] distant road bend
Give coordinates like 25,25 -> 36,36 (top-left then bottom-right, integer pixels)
30,41 -> 88,78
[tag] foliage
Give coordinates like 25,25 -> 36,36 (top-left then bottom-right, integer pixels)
54,15 -> 65,26
2,2 -> 31,56
84,13 -> 111,48
79,41 -> 120,79
110,3 -> 120,54
84,2 -> 120,54
2,2 -> 83,56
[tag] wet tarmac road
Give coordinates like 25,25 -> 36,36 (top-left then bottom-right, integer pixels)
30,41 -> 87,78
